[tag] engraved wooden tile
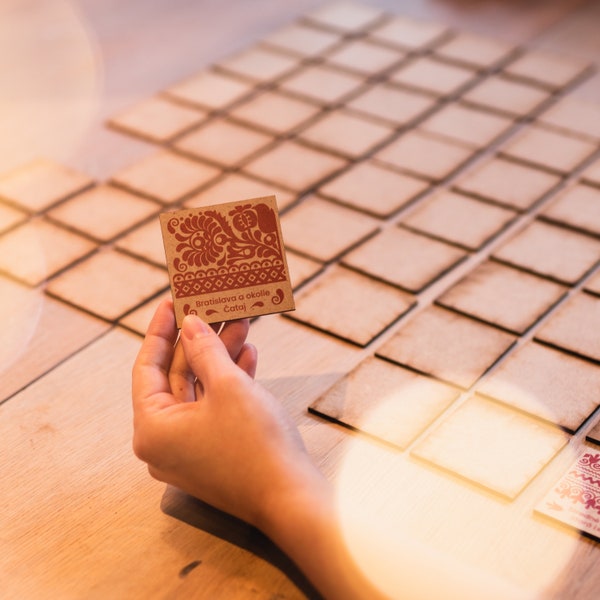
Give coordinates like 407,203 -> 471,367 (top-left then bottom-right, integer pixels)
0,159 -> 93,213
0,219 -> 95,286
377,305 -> 515,389
0,202 -> 26,234
298,110 -> 393,158
281,195 -> 378,262
243,141 -> 347,192
582,158 -> 600,187
435,33 -> 515,69
306,2 -> 385,32
420,104 -> 514,148
437,261 -> 567,334
116,219 -> 165,266
48,185 -> 158,242
478,341 -> 600,432
402,190 -> 516,251
493,220 -> 600,285
262,23 -> 342,57
342,227 -> 466,293
538,97 -> 600,142
325,39 -> 403,75
108,96 -> 207,143
319,160 -> 429,218
217,46 -> 300,82
46,249 -> 168,321
173,119 -> 274,168
285,250 -> 323,289
289,265 -> 415,346
374,130 -> 474,181
500,125 -> 597,175
111,150 -> 220,204
310,356 -> 459,449
119,289 -> 172,336
412,395 -> 567,499
370,15 -> 449,50
535,292 -> 600,363
454,157 -> 561,211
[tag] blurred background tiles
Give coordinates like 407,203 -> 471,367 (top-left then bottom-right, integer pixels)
115,219 -> 166,266
541,183 -> 600,236
433,32 -> 516,70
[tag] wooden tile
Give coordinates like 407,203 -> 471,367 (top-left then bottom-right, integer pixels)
298,110 -> 393,158
586,270 -> 600,297
374,130 -> 473,181
0,219 -> 95,286
48,185 -> 158,242
46,249 -> 167,321
478,341 -> 600,433
377,305 -> 515,389
164,70 -> 253,110
412,395 -> 567,499
437,261 -> 567,334
281,196 -> 378,262
108,96 -> 206,143
454,157 -> 561,211
319,160 -> 429,218
346,84 -> 436,126
493,220 -> 600,285
173,119 -> 274,168
420,104 -> 514,148
342,227 -> 466,293
310,356 -> 459,449
587,419 -> 600,445
288,265 -> 414,346
325,39 -> 403,75
111,150 -> 220,204
243,141 -> 347,193
435,33 -> 515,69
535,292 -> 600,363
538,97 -> 600,142
119,289 -> 172,336
218,46 -> 300,82
116,219 -> 166,266
305,2 -> 385,32
582,158 -> 600,187
0,202 -> 26,233
286,250 -> 323,289
262,23 -> 342,57
401,190 -> 516,251
370,15 -> 449,50
0,159 -> 93,213
500,125 -> 597,175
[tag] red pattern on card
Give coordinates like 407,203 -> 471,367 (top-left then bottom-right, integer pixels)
554,452 -> 600,514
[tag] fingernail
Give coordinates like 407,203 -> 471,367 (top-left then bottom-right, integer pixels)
182,314 -> 210,340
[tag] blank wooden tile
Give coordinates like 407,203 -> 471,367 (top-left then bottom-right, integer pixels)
535,292 -> 600,363
243,141 -> 347,192
285,250 -> 323,289
454,157 -> 561,211
587,419 -> 600,445
478,341 -> 600,433
435,33 -> 515,69
0,159 -> 93,213
342,227 -> 466,292
111,150 -> 220,204
377,305 -> 515,389
501,125 -> 597,175
582,158 -> 600,187
306,2 -> 385,32
319,160 -> 429,218
281,195 -> 378,261
374,130 -> 473,181
586,269 -> 600,296
46,249 -> 168,321
437,261 -> 567,334
0,219 -> 95,286
119,289 -> 172,336
311,356 -> 459,449
325,39 -> 403,75
289,265 -> 415,346
217,46 -> 300,82
48,185 -> 158,242
262,23 -> 342,57
108,96 -> 207,143
173,119 -> 274,167
371,15 -> 449,50
412,395 -> 567,499
116,219 -> 166,266
402,190 -> 516,250
539,97 -> 600,142
0,202 -> 26,233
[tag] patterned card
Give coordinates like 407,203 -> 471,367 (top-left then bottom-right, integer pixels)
160,195 -> 295,326
535,446 -> 600,540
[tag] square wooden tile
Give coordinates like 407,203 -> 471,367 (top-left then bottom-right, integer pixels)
288,265 -> 415,346
586,269 -> 600,297
342,227 -> 466,293
535,292 -> 600,363
48,185 -> 158,242
0,202 -> 26,234
435,33 -> 515,69
454,157 -> 561,211
173,119 -> 274,168
377,305 -> 515,389
538,97 -> 600,142
497,219 -> 600,284
0,219 -> 95,286
305,2 -> 385,32
478,341 -> 600,433
46,248 -> 168,321
412,395 -> 567,499
217,46 -> 300,82
111,150 -> 221,204
285,250 -> 323,289
310,356 -> 459,449
298,110 -> 393,158
319,160 -> 429,218
262,23 -> 342,57
401,190 -> 516,251
437,261 -> 567,334
500,125 -> 597,175
582,158 -> 600,187
108,96 -> 207,143
370,15 -> 449,50
325,39 -> 404,75
0,159 -> 93,213
119,289 -> 172,336
587,419 -> 600,445
281,195 -> 379,262
374,130 -> 474,181
116,219 -> 166,266
243,140 -> 347,192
